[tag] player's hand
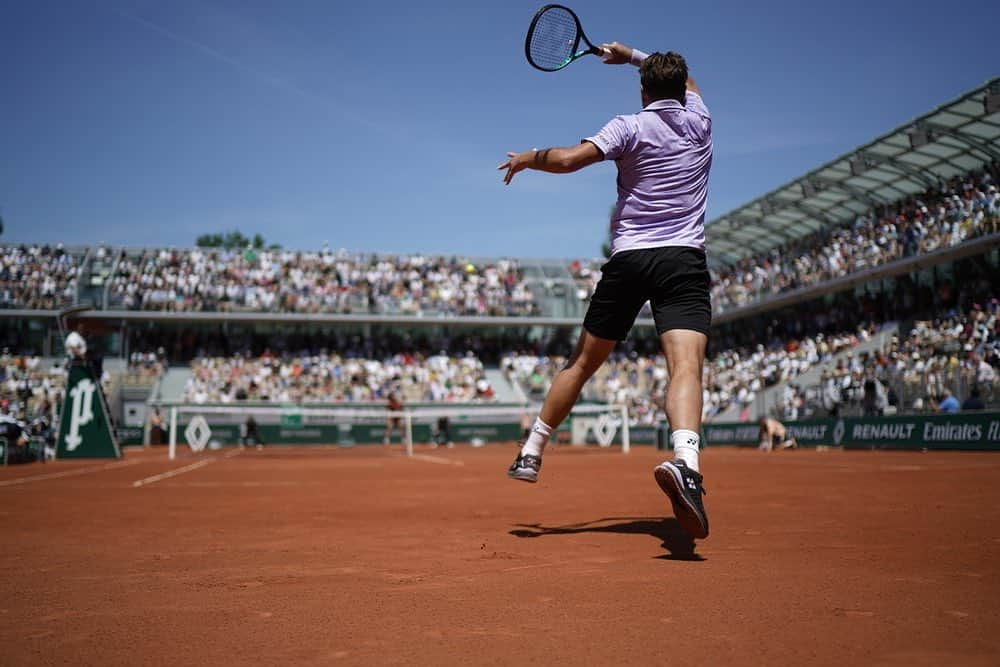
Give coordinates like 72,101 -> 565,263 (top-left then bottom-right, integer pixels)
498,150 -> 534,185
599,42 -> 632,65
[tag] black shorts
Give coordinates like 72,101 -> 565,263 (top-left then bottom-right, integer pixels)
583,246 -> 711,341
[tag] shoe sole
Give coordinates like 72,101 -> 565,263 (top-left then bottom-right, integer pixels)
654,464 -> 708,539
507,470 -> 538,483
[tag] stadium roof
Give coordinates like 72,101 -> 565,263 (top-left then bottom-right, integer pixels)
706,77 -> 1000,266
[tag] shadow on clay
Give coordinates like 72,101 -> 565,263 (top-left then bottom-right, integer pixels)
509,516 -> 704,561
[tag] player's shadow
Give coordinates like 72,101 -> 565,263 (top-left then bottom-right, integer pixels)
509,517 -> 704,561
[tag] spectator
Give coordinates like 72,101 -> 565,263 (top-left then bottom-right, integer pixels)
383,381 -> 405,445
937,390 -> 960,414
148,408 -> 167,445
432,416 -> 453,448
961,386 -> 986,411
242,415 -> 264,449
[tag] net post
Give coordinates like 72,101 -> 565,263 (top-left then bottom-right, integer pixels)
168,407 -> 178,460
620,404 -> 630,454
404,410 -> 413,457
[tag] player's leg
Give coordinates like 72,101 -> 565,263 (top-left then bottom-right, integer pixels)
508,251 -> 646,483
655,328 -> 711,539
539,330 -> 618,428
507,330 -> 617,482
647,247 -> 712,539
660,328 -> 708,466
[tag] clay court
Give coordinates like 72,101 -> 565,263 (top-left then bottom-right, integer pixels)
2,444 -> 999,665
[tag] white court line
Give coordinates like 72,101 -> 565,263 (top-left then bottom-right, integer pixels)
132,459 -> 214,488
409,453 -> 465,467
131,449 -> 242,488
0,458 -> 146,488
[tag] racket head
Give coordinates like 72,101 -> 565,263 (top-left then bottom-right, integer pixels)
524,4 -> 601,72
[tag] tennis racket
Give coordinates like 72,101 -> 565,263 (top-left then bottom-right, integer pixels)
524,4 -> 607,72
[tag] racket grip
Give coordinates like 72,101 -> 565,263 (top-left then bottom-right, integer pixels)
590,45 -> 609,58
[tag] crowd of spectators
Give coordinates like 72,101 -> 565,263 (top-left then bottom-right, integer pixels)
703,328 -> 871,421
0,353 -> 64,420
124,325 -> 552,366
108,247 -> 537,316
3,167 -> 995,320
0,244 -> 81,310
125,350 -> 166,386
184,351 -> 495,405
832,299 -> 1000,415
709,165 -> 999,312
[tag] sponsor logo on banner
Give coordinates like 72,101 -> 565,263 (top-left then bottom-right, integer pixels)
185,416 -> 211,452
832,419 -> 845,446
852,421 -> 916,441
989,420 -> 1000,442
592,414 -> 617,447
923,422 -> 982,442
788,423 -> 828,441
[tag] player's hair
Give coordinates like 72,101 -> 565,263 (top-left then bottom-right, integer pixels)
639,52 -> 688,102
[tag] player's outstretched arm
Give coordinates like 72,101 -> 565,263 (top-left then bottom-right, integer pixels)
498,143 -> 603,185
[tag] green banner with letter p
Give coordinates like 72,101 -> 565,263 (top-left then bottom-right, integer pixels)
57,362 -> 122,459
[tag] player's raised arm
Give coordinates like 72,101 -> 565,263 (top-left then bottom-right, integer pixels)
601,42 -> 702,98
497,142 -> 603,185
599,41 -> 642,65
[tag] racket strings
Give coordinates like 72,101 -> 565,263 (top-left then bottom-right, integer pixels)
528,9 -> 579,70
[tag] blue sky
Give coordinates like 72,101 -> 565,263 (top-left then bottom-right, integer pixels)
2,0 -> 998,259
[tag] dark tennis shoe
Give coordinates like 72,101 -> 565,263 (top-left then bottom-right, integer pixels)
507,453 -> 542,483
654,460 -> 709,539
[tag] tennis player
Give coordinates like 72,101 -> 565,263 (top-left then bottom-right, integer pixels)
498,43 -> 713,539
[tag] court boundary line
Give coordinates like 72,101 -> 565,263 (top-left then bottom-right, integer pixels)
132,449 -> 242,488
132,459 -> 215,488
405,453 -> 466,467
0,458 -> 146,488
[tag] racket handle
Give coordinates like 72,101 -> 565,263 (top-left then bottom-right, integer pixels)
590,45 -> 612,60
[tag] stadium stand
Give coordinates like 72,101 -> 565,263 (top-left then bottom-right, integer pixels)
2,168 -> 993,318
707,166 -> 998,313
105,247 -> 538,316
182,352 -> 496,404
0,244 -> 82,310
0,164 -> 993,319
825,299 -> 999,416
0,353 -> 65,419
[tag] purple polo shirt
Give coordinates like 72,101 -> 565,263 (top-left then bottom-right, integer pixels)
584,65 -> 712,254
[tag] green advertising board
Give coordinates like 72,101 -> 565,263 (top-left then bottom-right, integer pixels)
170,412 -> 658,448
57,362 -> 121,459
703,412 -> 1000,451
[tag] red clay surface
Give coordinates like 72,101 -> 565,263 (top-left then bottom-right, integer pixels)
2,444 -> 999,665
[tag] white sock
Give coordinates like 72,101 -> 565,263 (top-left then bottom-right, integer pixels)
671,429 -> 701,472
520,418 -> 553,458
